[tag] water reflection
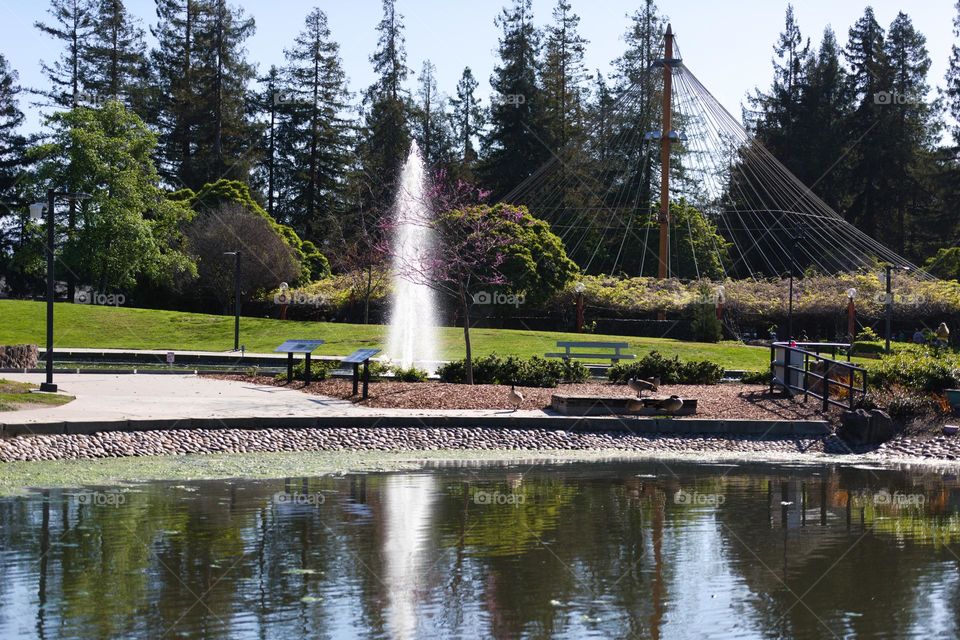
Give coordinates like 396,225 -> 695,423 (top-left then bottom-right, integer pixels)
0,460 -> 958,639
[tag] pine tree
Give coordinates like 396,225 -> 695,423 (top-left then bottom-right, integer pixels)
275,7 -> 352,240
448,67 -> 484,179
794,27 -> 853,211
0,55 -> 27,199
86,0 -> 147,105
541,0 -> 590,152
34,0 -> 97,108
747,4 -> 810,175
411,60 -> 455,171
0,54 -> 29,293
946,1 -> 960,146
843,6 -> 888,239
150,0 -> 205,185
193,0 -> 257,186
881,12 -> 938,255
354,0 -> 411,216
478,0 -> 549,199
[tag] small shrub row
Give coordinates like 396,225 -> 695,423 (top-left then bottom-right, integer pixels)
274,359 -> 339,383
607,351 -> 725,385
739,370 -> 770,385
437,354 -> 590,388
868,350 -> 960,392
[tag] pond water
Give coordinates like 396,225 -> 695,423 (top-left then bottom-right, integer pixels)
1,459 -> 959,639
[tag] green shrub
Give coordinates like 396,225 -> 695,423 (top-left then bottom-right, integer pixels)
868,351 -> 960,392
273,359 -> 337,383
885,390 -> 940,418
856,327 -> 881,342
852,340 -> 886,355
436,354 -> 589,387
392,365 -> 428,382
740,370 -> 770,385
608,351 -> 724,385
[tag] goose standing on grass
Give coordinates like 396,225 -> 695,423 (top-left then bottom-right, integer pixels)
508,385 -> 524,411
628,377 -> 659,397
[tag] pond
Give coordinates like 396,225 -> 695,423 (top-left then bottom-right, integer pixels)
0,459 -> 958,639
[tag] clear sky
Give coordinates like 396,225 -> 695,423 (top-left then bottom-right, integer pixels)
0,0 -> 956,134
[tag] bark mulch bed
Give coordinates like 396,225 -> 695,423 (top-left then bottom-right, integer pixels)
216,375 -> 835,422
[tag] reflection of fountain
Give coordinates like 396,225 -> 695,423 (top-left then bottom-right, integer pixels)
382,474 -> 436,640
386,142 -> 439,372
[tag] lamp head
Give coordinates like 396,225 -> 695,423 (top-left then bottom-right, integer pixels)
847,287 -> 857,300
28,203 -> 46,221
574,282 -> 586,294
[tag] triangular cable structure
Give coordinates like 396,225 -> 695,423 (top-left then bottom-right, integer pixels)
503,29 -> 930,281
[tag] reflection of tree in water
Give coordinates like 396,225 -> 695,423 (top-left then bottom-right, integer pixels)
1,463 -> 959,639
713,467 -> 960,639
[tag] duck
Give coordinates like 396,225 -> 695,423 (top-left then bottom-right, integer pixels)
508,384 -> 524,411
628,377 -> 659,397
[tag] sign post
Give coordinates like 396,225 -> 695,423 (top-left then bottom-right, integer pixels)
274,340 -> 325,384
342,349 -> 381,399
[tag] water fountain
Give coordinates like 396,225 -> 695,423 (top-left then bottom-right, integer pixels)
385,142 -> 440,372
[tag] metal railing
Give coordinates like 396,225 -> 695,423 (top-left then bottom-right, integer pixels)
769,342 -> 867,411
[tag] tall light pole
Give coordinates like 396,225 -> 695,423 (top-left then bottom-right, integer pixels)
224,251 -> 241,351
883,264 -> 910,354
30,189 -> 91,392
846,287 -> 857,344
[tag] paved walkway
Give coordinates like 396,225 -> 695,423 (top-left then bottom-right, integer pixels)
0,373 -> 552,424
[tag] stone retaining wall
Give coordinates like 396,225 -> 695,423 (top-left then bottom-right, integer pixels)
0,344 -> 38,369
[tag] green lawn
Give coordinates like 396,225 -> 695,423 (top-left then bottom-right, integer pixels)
0,299 -> 770,370
0,378 -> 74,411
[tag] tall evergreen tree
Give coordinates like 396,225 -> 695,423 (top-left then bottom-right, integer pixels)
150,0 -> 205,185
794,27 -> 853,212
881,12 -> 938,255
541,0 -> 590,152
86,0 -> 147,105
946,1 -> 960,146
275,7 -> 351,240
746,4 -> 810,175
193,0 -> 257,186
448,67 -> 484,179
411,60 -> 455,171
0,54 -> 29,293
354,0 -> 411,216
843,6 -> 888,239
478,0 -> 549,199
0,55 -> 27,198
34,0 -> 97,108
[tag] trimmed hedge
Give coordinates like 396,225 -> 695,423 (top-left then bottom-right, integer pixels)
437,354 -> 590,387
868,349 -> 960,392
608,351 -> 725,385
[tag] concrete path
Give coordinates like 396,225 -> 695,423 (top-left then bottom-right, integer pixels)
0,373 -> 553,424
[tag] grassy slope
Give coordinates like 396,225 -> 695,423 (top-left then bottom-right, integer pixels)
0,299 -> 769,370
0,379 -> 73,411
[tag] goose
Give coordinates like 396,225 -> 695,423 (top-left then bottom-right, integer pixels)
628,377 -> 658,397
508,385 -> 524,411
655,395 -> 684,413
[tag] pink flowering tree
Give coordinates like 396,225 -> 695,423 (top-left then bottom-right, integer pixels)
380,178 -> 520,384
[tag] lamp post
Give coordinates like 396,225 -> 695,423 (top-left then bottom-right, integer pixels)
787,225 -> 805,341
883,264 -> 910,354
30,189 -> 91,392
846,288 -> 857,344
224,251 -> 241,351
574,281 -> 585,333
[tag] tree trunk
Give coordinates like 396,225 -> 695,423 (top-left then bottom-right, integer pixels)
460,283 -> 473,385
363,266 -> 372,324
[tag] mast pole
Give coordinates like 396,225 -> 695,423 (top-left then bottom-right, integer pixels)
658,24 -> 673,281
